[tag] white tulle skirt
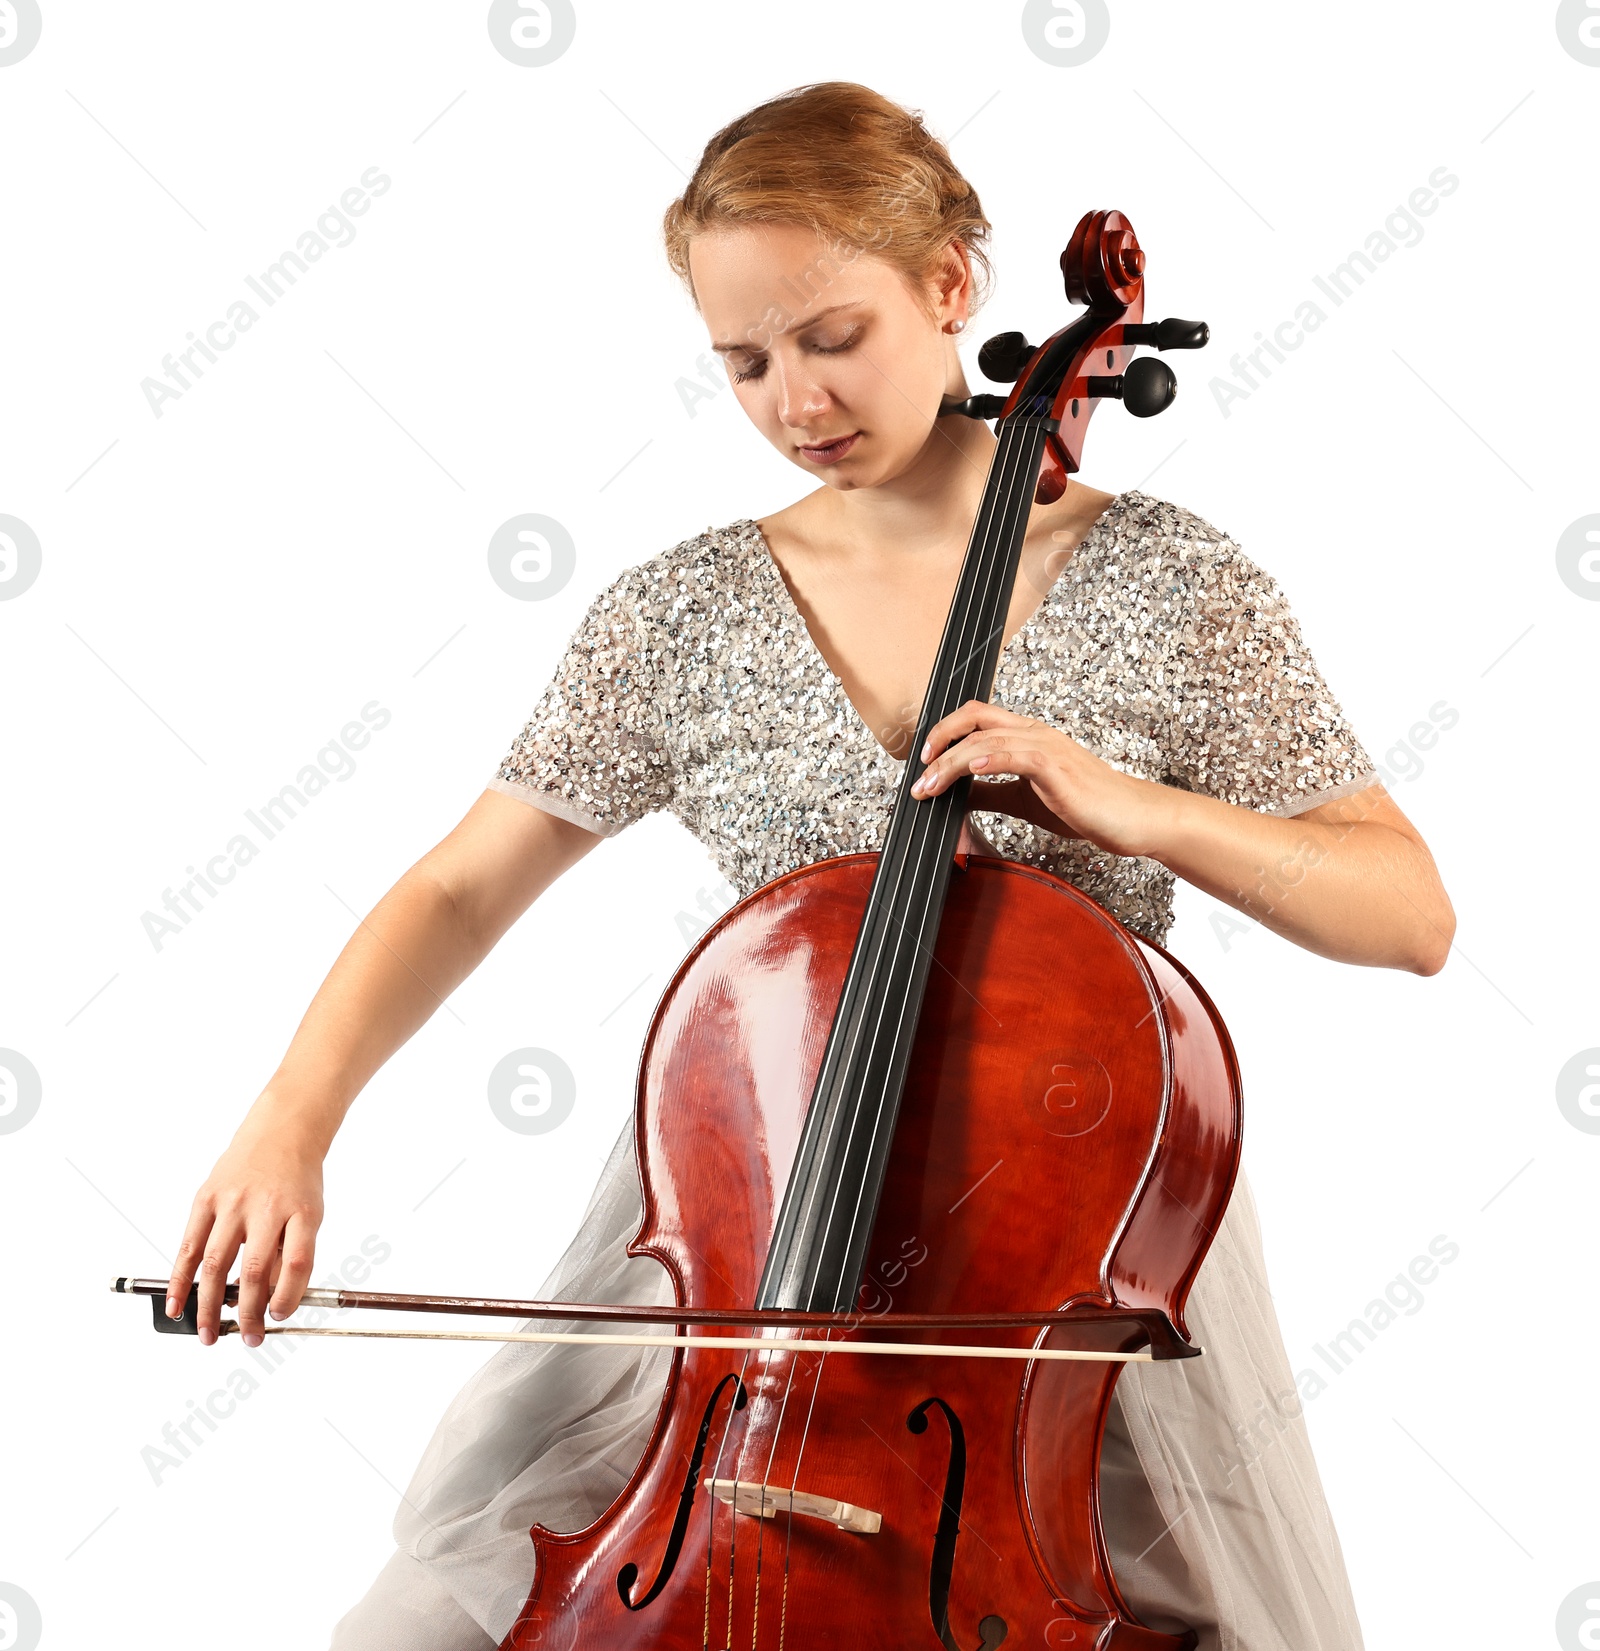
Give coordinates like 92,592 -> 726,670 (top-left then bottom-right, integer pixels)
329,1124 -> 1365,1651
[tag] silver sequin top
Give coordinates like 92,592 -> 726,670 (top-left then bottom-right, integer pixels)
490,490 -> 1378,947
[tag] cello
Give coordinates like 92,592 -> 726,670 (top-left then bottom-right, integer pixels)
120,210 -> 1236,1650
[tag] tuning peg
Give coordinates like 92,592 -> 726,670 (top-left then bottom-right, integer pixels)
1086,357 -> 1178,418
938,394 -> 1008,420
978,331 -> 1037,383
1120,317 -> 1209,352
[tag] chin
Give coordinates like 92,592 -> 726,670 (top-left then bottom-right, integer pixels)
812,451 -> 914,492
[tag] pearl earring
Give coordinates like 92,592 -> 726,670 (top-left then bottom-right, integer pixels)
948,319 -> 966,334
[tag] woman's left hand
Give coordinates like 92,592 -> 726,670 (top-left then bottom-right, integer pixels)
911,701 -> 1174,861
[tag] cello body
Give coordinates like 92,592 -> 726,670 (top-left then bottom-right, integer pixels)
506,852 -> 1241,1650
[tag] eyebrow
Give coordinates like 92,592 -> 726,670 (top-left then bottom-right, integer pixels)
710,302 -> 864,354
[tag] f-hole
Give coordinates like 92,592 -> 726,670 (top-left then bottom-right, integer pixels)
617,1371 -> 748,1611
908,1398 -> 1007,1651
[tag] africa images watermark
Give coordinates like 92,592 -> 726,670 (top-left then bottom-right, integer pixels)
487,1047 -> 577,1135
674,160 -> 948,418
1212,1234 -> 1460,1485
0,1048 -> 43,1136
0,0 -> 42,67
139,166 -> 391,419
139,701 -> 391,951
0,1582 -> 42,1651
486,0 -> 576,66
671,224 -> 868,421
0,514 -> 42,601
139,1234 -> 392,1486
1210,166 -> 1460,418
673,875 -> 739,943
1209,699 -> 1459,953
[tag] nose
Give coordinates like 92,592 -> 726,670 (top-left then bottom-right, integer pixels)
772,355 -> 830,430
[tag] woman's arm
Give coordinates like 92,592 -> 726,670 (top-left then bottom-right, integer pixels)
1136,781 -> 1453,974
165,790 -> 600,1348
915,702 -> 1455,976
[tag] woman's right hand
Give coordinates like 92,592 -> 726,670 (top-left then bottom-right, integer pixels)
160,793 -> 602,1348
166,1101 -> 326,1347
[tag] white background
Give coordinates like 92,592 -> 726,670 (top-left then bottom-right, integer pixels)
1,3 -> 1595,1647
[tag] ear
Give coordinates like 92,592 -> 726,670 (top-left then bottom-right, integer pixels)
928,240 -> 974,327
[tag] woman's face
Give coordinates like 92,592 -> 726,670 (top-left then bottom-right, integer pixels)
688,221 -> 967,492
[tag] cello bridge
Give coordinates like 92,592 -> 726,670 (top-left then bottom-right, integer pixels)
704,1478 -> 881,1534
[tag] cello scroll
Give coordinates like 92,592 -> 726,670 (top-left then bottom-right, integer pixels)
942,208 -> 1209,503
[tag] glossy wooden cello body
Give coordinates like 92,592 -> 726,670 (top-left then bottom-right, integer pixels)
506,212 -> 1238,1651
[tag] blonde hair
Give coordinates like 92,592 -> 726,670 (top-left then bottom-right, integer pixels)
662,81 -> 993,316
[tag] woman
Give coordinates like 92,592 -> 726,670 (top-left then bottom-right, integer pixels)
166,83 -> 1454,1650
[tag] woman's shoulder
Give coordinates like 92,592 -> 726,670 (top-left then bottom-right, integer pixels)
595,517 -> 768,620
1102,489 -> 1246,569
1096,489 -> 1289,616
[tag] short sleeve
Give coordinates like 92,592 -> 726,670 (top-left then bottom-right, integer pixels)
1162,538 -> 1379,817
489,569 -> 674,837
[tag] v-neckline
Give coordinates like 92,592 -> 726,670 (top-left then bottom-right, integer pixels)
743,492 -> 1130,766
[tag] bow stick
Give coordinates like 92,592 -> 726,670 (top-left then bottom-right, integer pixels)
112,1276 -> 1202,1362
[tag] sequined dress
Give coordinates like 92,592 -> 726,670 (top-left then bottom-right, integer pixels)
331,490 -> 1378,1651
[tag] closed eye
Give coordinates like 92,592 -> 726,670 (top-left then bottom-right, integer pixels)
731,328 -> 863,383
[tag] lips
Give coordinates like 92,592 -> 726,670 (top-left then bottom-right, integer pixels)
797,432 -> 861,465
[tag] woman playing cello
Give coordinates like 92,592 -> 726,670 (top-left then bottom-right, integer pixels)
164,82 -> 1454,1650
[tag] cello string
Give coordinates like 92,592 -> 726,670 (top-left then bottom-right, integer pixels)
777,424 -> 1028,1300
704,1520 -> 713,1651
833,420 -> 1047,1271
704,1346 -> 755,1651
811,418 -> 1047,1302
743,1340 -> 799,1651
778,426 -> 1017,1299
722,1347 -> 757,1651
808,421 -> 1040,1294
764,439 -> 1048,1633
794,419 -> 1040,1307
726,1446 -> 738,1651
746,1340 -> 805,1651
834,423 -> 1042,1198
778,1331 -> 835,1651
722,1340 -> 779,1650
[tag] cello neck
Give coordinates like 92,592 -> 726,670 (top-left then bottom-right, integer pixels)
756,413 -> 1057,1313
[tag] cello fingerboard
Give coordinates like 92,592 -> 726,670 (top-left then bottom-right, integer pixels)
756,414 -> 1056,1313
